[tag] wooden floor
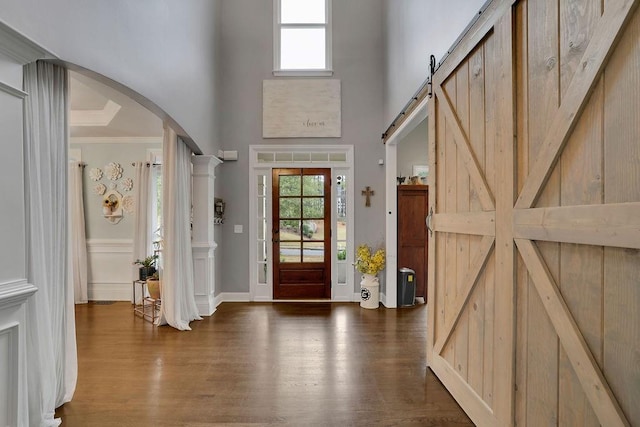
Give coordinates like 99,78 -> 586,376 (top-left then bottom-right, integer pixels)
56,302 -> 473,426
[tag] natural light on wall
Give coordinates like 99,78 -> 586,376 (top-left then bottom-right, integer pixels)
275,0 -> 331,74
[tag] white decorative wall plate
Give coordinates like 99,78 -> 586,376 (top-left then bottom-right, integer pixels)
122,177 -> 133,192
122,195 -> 135,214
89,168 -> 103,181
93,183 -> 106,195
105,162 -> 123,181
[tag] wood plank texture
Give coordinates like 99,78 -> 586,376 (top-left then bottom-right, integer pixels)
490,10 -> 515,424
433,211 -> 495,236
515,0 -> 639,209
434,235 -> 495,355
513,202 -> 640,248
435,84 -> 496,212
514,3 -> 530,426
57,302 -> 474,426
515,239 -> 630,426
524,1 -> 561,425
602,4 -> 640,422
558,2 -> 604,421
466,43 -> 487,400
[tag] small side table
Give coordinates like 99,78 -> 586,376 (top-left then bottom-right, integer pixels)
132,280 -> 161,323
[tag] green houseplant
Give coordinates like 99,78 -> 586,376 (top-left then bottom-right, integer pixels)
133,254 -> 158,280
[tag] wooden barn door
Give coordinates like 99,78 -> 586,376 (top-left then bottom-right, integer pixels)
426,3 -> 515,425
427,1 -> 640,426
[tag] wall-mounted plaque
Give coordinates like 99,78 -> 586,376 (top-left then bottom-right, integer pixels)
263,79 -> 341,138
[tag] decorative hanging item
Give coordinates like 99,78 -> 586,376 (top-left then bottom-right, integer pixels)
102,189 -> 123,224
121,195 -> 135,214
121,177 -> 134,192
93,183 -> 106,195
361,186 -> 374,207
109,182 -> 117,190
89,168 -> 103,181
105,162 -> 124,181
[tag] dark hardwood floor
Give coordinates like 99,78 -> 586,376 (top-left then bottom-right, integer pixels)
56,302 -> 473,426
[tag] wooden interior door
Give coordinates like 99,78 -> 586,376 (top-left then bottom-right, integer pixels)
397,185 -> 428,299
272,168 -> 331,299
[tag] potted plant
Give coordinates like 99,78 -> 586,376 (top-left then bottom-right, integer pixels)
146,271 -> 161,300
133,254 -> 158,280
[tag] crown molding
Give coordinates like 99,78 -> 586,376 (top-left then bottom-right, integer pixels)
70,136 -> 163,145
70,100 -> 122,127
0,20 -> 56,64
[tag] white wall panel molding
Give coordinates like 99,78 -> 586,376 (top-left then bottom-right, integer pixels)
87,239 -> 133,301
87,238 -> 133,253
0,279 -> 37,310
0,280 -> 33,427
0,322 -> 20,427
0,80 -> 26,98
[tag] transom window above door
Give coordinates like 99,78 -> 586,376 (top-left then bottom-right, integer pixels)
273,0 -> 333,76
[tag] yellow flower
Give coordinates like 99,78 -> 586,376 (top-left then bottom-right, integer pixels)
354,244 -> 385,275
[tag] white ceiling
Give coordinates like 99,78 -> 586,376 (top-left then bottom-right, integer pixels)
69,71 -> 163,138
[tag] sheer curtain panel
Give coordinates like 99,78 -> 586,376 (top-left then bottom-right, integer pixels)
23,61 -> 77,426
132,161 -> 152,302
158,126 -> 202,330
69,161 -> 88,304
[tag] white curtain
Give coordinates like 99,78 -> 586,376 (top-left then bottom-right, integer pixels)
23,61 -> 77,426
132,161 -> 152,298
158,126 -> 201,330
69,161 -> 88,304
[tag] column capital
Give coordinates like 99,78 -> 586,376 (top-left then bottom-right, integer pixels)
192,154 -> 223,169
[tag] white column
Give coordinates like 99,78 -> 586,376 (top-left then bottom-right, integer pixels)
191,155 -> 222,316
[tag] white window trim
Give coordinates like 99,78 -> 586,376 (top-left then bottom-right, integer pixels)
249,145 -> 353,302
273,0 -> 333,77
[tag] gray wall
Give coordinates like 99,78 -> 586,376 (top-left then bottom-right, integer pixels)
218,0 -> 386,294
384,0 -> 486,124
397,118 -> 428,179
70,141 -> 162,240
0,0 -> 222,155
0,53 -> 25,283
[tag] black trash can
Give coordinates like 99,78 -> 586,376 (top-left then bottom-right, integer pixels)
397,267 -> 416,307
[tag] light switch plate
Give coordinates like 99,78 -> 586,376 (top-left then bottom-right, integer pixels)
234,224 -> 243,233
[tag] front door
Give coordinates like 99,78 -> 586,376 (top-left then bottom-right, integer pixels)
272,168 -> 331,299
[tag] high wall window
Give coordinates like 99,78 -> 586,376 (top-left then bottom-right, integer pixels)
274,0 -> 332,76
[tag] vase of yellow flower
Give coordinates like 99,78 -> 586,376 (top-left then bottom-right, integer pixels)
354,244 -> 385,309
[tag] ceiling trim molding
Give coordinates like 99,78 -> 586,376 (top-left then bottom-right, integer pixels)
70,136 -> 163,145
70,100 -> 122,127
0,80 -> 27,98
0,20 -> 56,64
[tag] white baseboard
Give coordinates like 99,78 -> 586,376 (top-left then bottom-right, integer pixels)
215,293 -> 251,306
88,283 -> 131,301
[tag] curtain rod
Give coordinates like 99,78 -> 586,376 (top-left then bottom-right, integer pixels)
131,162 -> 161,167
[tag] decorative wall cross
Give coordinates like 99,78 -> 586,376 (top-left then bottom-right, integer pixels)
361,186 -> 374,207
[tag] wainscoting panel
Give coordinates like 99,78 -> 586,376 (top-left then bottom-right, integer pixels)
87,239 -> 133,301
0,323 -> 18,427
0,279 -> 36,427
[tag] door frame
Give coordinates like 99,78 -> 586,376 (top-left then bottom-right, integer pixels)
248,145 -> 354,301
384,98 -> 429,308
